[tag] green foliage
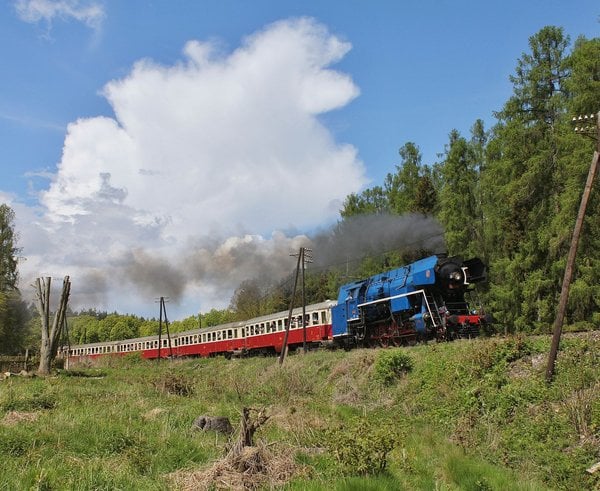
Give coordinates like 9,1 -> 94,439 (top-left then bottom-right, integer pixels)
0,336 -> 595,489
0,204 -> 30,355
229,278 -> 271,320
341,186 -> 388,217
324,417 -> 400,476
340,142 -> 437,218
0,290 -> 30,354
437,125 -> 486,258
0,204 -> 20,292
371,349 -> 413,385
169,315 -> 200,333
467,336 -> 533,374
564,36 -> 600,115
201,307 -> 237,327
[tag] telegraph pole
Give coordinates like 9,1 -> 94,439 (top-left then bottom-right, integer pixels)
278,252 -> 302,365
546,111 -> 600,383
278,246 -> 314,363
156,296 -> 173,362
300,248 -> 313,353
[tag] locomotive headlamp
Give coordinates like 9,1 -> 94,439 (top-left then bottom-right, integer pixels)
449,271 -> 462,281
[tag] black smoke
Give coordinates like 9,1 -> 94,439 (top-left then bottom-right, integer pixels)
119,213 -> 444,303
67,213 -> 445,312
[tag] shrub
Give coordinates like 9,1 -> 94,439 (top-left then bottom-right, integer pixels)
324,419 -> 399,476
371,349 -> 413,386
468,336 -> 533,375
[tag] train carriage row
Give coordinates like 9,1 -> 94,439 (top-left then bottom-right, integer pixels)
64,300 -> 336,362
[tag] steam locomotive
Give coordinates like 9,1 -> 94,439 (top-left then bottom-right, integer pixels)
62,254 -> 491,363
332,254 -> 490,347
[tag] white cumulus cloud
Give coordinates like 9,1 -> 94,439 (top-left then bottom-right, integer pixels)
16,18 -> 367,318
14,0 -> 105,29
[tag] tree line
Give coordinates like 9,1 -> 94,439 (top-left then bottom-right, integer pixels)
0,26 -> 598,353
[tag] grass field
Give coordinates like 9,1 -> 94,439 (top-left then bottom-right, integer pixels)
0,333 -> 598,490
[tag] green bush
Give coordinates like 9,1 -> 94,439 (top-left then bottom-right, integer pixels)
467,336 -> 533,375
371,349 -> 413,386
324,418 -> 399,475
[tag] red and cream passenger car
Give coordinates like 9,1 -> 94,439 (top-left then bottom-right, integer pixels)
62,301 -> 336,364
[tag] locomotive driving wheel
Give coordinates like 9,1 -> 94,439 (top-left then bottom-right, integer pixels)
378,336 -> 390,348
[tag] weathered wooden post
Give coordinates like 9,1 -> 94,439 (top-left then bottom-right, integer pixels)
546,112 -> 599,383
35,276 -> 71,375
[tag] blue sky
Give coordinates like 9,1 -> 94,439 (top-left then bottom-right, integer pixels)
0,1 -> 598,318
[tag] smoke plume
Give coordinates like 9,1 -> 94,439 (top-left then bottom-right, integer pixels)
110,213 -> 445,308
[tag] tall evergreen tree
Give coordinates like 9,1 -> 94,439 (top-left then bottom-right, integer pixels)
0,204 -> 20,292
564,36 -> 600,115
340,186 -> 388,218
0,204 -> 29,354
437,126 -> 485,258
340,142 -> 438,219
481,26 -> 587,330
385,142 -> 423,214
552,36 -> 600,327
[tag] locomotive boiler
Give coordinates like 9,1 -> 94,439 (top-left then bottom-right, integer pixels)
331,254 -> 490,347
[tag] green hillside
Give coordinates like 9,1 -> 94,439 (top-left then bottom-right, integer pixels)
1,334 -> 598,490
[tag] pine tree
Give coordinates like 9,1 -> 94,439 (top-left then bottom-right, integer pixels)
385,142 -> 423,214
0,204 -> 20,292
482,26 -> 584,331
0,204 -> 28,354
437,126 -> 485,258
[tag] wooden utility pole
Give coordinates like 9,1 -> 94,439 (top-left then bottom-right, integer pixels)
278,250 -> 302,365
546,112 -> 600,383
301,248 -> 307,352
36,276 -> 71,375
300,248 -> 313,353
156,296 -> 173,362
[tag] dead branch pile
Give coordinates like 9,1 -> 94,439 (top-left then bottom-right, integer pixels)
170,407 -> 305,490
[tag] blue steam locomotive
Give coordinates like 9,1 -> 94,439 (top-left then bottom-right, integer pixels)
331,254 -> 490,347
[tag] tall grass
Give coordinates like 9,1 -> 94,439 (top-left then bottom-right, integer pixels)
0,335 -> 597,489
